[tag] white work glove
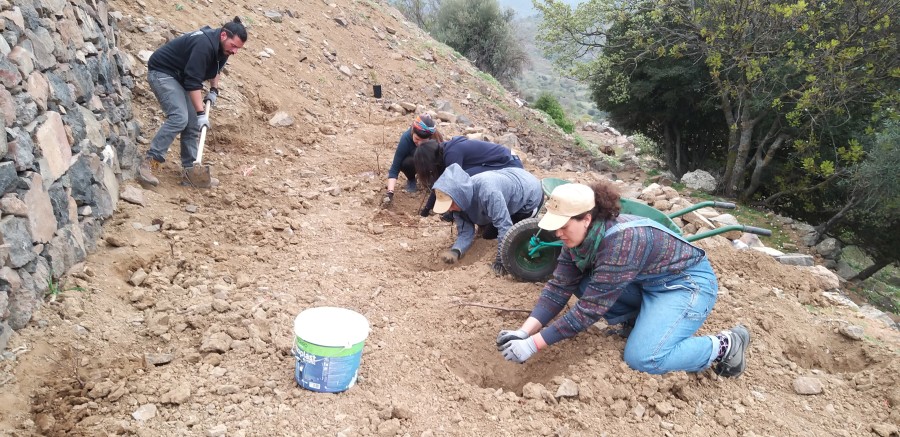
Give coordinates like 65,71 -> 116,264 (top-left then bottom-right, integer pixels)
204,87 -> 219,106
197,112 -> 210,130
500,337 -> 538,363
496,329 -> 528,350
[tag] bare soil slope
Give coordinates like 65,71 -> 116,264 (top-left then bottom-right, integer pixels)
1,1 -> 898,436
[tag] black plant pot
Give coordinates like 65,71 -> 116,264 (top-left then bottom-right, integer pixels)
373,85 -> 382,99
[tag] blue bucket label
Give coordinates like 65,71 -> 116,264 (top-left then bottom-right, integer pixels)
293,346 -> 362,393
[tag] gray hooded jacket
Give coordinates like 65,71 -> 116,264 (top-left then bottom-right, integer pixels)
433,164 -> 542,260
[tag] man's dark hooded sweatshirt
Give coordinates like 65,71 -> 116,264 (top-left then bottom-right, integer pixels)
148,26 -> 229,91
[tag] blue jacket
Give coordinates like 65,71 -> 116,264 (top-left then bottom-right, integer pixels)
434,164 -> 542,260
387,129 -> 416,179
442,136 -> 522,175
149,26 -> 229,91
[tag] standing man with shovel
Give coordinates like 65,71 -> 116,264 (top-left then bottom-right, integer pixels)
136,17 -> 248,188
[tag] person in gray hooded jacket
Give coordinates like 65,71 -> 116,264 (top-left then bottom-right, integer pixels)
432,164 -> 543,273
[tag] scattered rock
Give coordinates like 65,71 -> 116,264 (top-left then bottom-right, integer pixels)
88,380 -> 114,399
160,385 -> 191,404
838,324 -> 865,341
775,254 -> 815,267
137,50 -> 153,63
120,186 -> 145,205
555,379 -> 578,398
269,112 -> 294,127
264,11 -> 283,22
128,268 -> 148,286
131,404 -> 157,421
206,424 -> 227,437
714,408 -> 734,426
106,235 -> 130,247
377,418 -> 401,436
655,401 -> 676,415
144,353 -> 174,366
200,332 -> 233,353
871,423 -> 899,437
793,376 -> 824,395
522,382 -> 556,404
822,292 -> 860,310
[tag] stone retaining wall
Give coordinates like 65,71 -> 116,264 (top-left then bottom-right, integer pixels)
0,0 -> 139,350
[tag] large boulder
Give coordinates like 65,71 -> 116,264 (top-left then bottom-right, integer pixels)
814,237 -> 841,259
680,170 -> 717,192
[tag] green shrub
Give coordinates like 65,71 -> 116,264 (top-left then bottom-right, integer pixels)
534,93 -> 574,134
631,132 -> 662,158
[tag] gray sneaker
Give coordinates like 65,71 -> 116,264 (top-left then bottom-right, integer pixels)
137,158 -> 160,186
715,324 -> 750,378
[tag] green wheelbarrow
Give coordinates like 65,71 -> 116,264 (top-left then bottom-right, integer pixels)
500,178 -> 773,282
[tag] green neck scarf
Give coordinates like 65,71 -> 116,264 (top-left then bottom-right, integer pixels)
571,221 -> 607,271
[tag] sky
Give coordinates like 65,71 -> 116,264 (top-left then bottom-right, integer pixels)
497,0 -> 586,19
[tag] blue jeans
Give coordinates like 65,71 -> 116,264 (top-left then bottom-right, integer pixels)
578,258 -> 720,374
147,70 -> 200,168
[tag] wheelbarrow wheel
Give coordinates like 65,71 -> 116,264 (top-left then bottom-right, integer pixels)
501,218 -> 562,282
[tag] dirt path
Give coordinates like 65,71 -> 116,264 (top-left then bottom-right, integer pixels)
1,1 -> 898,436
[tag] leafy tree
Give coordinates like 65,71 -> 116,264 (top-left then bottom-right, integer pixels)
391,0 -> 443,30
534,0 -> 899,200
431,0 -> 528,84
534,93 -> 575,133
827,121 -> 900,282
587,16 -> 726,176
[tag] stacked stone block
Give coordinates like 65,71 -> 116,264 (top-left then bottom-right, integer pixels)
0,0 -> 138,347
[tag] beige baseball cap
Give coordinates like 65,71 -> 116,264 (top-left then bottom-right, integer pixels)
538,183 -> 595,230
433,189 -> 454,214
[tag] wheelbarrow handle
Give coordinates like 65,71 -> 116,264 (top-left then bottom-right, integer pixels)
742,226 -> 772,237
713,201 -> 736,209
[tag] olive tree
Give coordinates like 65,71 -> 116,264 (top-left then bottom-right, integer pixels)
432,0 -> 528,84
535,0 -> 899,199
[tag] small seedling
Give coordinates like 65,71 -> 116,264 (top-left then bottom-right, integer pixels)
46,276 -> 85,302
175,3 -> 184,11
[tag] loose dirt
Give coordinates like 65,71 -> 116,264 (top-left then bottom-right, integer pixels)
0,1 -> 898,436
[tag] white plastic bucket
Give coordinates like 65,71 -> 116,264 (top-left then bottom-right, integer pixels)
292,307 -> 370,393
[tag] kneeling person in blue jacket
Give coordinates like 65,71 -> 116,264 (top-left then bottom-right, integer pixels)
432,164 -> 543,274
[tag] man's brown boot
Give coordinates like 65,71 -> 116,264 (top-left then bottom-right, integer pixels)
137,157 -> 160,186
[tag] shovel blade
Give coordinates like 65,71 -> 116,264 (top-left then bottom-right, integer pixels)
183,164 -> 213,188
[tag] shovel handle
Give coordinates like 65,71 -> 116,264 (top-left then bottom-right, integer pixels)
196,100 -> 212,165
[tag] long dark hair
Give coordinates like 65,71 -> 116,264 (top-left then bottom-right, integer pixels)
573,180 -> 621,222
414,139 -> 445,188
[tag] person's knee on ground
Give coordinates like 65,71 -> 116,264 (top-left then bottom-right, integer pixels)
622,341 -> 667,374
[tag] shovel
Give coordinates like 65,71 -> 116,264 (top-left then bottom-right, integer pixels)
182,100 -> 213,188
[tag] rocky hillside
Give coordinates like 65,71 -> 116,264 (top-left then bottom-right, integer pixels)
0,0 -> 898,436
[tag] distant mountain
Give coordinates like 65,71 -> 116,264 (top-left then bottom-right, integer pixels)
510,8 -> 603,122
498,0 -> 586,19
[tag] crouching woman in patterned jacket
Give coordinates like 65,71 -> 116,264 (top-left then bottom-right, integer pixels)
496,181 -> 750,377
